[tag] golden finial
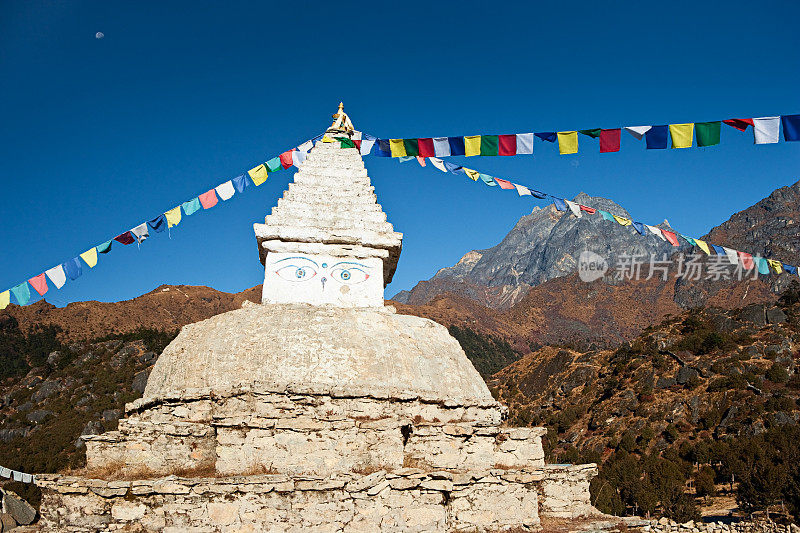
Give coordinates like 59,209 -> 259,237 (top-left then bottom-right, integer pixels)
327,102 -> 355,134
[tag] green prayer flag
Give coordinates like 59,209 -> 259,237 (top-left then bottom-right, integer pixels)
479,135 -> 499,156
403,138 -> 419,157
266,157 -> 281,172
695,121 -> 721,147
337,137 -> 355,148
579,129 -> 602,138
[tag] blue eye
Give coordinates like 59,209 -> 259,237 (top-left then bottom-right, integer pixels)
275,265 -> 317,282
331,267 -> 368,285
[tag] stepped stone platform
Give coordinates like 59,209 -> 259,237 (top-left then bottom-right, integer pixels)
36,107 -> 600,531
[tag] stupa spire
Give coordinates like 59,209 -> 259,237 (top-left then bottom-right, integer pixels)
327,102 -> 355,134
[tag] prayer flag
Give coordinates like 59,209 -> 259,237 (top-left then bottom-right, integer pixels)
291,150 -> 307,167
781,114 -> 800,141
266,157 -> 282,172
403,138 -> 420,157
165,207 -> 182,228
444,161 -> 463,174
646,125 -> 669,149
755,257 -> 770,275
375,139 -> 391,157
535,132 -> 557,143
480,135 -> 499,156
646,225 -> 667,240
279,150 -> 293,168
669,123 -> 694,148
632,221 -> 646,235
199,189 -> 218,209
148,215 -> 166,233
337,137 -> 355,148
531,189 -> 547,199
613,215 -> 632,226
767,259 -> 783,274
248,164 -> 268,186
738,251 -> 755,270
418,138 -> 435,157
131,223 -> 149,244
515,184 -> 531,196
479,173 -> 497,186
11,282 -> 30,305
600,129 -> 621,153
783,264 -> 797,275
464,135 -> 481,156
498,134 -> 517,156
360,138 -> 375,155
232,174 -> 249,193
516,133 -> 534,154
398,156 -> 414,162
0,291 -> 8,310
557,131 -> 578,154
681,235 -> 697,246
215,181 -> 235,201
565,200 -> 582,217
114,231 -> 135,245
448,137 -> 466,156
624,126 -> 651,140
322,135 -> 334,143
695,122 -> 721,147
580,205 -> 597,215
389,139 -> 407,157
661,229 -> 680,246
433,137 -> 451,157
182,198 -> 201,215
430,158 -> 447,172
28,274 -> 48,296
45,265 -> 66,289
553,198 -> 568,211
723,118 -> 753,131
752,117 -> 780,144
298,140 -> 313,152
579,129 -> 602,138
96,240 -> 112,254
416,156 -> 426,167
495,178 -> 516,190
80,248 -> 98,268
694,239 -> 711,255
723,247 -> 739,265
63,257 -> 83,279
600,210 -> 615,221
711,244 -> 726,256
463,168 -> 480,181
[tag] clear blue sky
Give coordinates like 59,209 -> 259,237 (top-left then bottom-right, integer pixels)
2,1 -> 799,306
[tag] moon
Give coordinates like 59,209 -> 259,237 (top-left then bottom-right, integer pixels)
95,32 -> 104,39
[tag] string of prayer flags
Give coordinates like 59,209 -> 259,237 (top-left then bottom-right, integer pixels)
46,265 -> 67,289
696,122 -> 721,147
29,274 -> 48,296
557,132 -> 578,155
753,117 -> 780,144
80,248 -> 98,268
199,190 -> 218,209
0,466 -> 35,484
669,124 -> 694,148
182,198 -> 201,216
10,282 -> 30,305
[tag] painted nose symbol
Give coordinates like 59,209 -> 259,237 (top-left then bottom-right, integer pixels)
321,277 -> 327,290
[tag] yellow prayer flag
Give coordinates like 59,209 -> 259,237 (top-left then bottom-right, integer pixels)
767,259 -> 783,274
165,207 -> 182,228
0,290 -> 8,310
613,215 -> 632,226
389,139 -> 407,158
669,123 -> 694,148
80,248 -> 98,268
464,135 -> 481,157
322,135 -> 335,143
248,164 -> 268,186
463,168 -> 480,181
694,239 -> 711,255
557,131 -> 578,155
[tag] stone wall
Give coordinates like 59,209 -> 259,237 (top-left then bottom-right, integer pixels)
37,465 -> 596,532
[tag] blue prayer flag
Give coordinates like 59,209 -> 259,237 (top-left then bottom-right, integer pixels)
645,125 -> 669,149
148,214 -> 167,233
182,198 -> 201,216
535,132 -> 557,143
531,190 -> 548,199
10,282 -> 31,305
232,174 -> 249,193
375,139 -> 391,157
447,137 -> 466,156
633,222 -> 646,235
784,264 -> 797,275
443,161 -> 464,174
781,114 -> 800,141
553,198 -> 568,211
479,173 -> 497,186
63,257 -> 83,280
711,244 -> 726,255
97,240 -> 112,254
599,210 -> 615,221
755,257 -> 771,275
681,234 -> 696,246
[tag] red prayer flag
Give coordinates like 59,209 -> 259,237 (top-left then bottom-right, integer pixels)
723,118 -> 754,131
599,128 -> 621,153
738,251 -> 755,270
494,178 -> 516,190
662,229 -> 680,246
114,231 -> 135,245
579,205 -> 596,214
279,150 -> 293,169
498,135 -> 517,156
416,156 -> 426,167
199,189 -> 218,209
28,273 -> 48,296
418,138 -> 435,157
353,139 -> 362,150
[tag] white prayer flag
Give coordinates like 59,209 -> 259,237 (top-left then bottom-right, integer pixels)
292,150 -> 307,167
215,181 -> 235,201
624,126 -> 651,140
429,158 -> 447,172
131,223 -> 149,244
752,117 -> 780,144
565,199 -> 582,218
298,140 -> 313,152
45,265 -> 67,289
432,137 -> 451,157
515,133 -> 534,155
360,139 -> 375,155
515,184 -> 532,196
722,247 -> 739,265
645,225 -> 666,240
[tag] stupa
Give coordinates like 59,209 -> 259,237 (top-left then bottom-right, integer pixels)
36,105 -> 599,532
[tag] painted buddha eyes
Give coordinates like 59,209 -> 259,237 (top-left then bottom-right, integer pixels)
272,257 -> 370,285
331,266 -> 369,285
275,265 -> 318,282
